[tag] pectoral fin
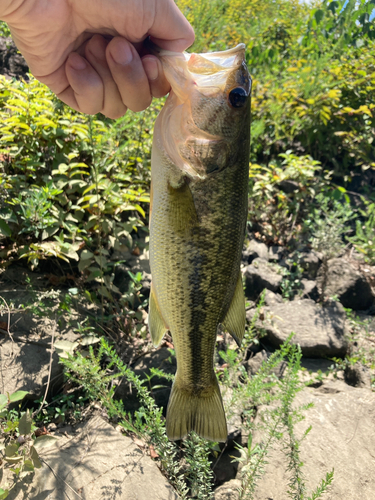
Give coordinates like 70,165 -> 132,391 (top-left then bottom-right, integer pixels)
148,284 -> 169,347
222,273 -> 246,347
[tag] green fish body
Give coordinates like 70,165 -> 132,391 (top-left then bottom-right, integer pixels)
149,44 -> 251,442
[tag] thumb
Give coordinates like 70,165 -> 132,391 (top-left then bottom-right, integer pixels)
148,0 -> 194,52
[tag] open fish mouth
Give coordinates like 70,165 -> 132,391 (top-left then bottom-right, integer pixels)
146,40 -> 249,99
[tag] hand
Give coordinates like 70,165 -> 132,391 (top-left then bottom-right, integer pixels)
1,0 -> 194,118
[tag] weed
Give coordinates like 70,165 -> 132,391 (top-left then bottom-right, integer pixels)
306,193 -> 354,302
348,197 -> 375,265
0,391 -> 57,498
280,255 -> 304,300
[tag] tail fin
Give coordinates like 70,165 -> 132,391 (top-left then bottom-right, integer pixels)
166,374 -> 227,442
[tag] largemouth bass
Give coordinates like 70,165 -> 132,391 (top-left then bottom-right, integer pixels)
148,43 -> 251,442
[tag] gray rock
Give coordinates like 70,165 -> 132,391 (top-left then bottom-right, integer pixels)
246,350 -> 268,376
251,381 -> 375,500
0,336 -> 63,399
268,246 -> 284,263
317,257 -> 374,310
262,290 -> 283,307
8,415 -> 178,499
116,347 -> 176,410
262,299 -> 348,357
114,248 -> 151,298
243,240 -> 269,264
298,251 -> 322,279
344,363 -> 372,388
213,448 -> 241,485
214,479 -> 241,500
299,278 -> 319,301
222,387 -> 243,450
278,179 -> 299,193
243,259 -> 283,301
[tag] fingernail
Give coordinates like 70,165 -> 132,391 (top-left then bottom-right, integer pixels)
111,41 -> 133,65
143,58 -> 159,81
69,53 -> 87,70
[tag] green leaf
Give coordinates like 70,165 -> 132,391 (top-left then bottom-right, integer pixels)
0,220 -> 11,237
80,336 -> 101,346
33,435 -> 58,450
9,391 -> 28,403
30,446 -> 42,468
4,455 -> 23,464
5,443 -> 19,457
22,459 -> 35,472
54,340 -> 78,359
19,409 -> 32,435
0,488 -> 9,499
80,249 -> 94,261
314,9 -> 324,24
0,394 -> 8,410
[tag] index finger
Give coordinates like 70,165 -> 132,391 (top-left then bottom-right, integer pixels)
149,0 -> 195,52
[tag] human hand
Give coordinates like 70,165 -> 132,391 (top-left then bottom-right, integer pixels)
0,0 -> 194,118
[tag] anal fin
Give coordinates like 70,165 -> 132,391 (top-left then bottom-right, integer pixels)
148,284 -> 168,347
221,272 -> 246,347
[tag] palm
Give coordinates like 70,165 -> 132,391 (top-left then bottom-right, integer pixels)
2,0 -> 194,117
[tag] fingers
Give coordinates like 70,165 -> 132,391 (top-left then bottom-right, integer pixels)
85,35 -> 127,119
106,37 -> 152,112
142,55 -> 170,98
56,36 -> 170,117
62,52 -> 105,115
150,0 -> 195,51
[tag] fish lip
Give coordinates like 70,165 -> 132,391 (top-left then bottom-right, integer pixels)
145,39 -> 247,98
146,39 -> 246,70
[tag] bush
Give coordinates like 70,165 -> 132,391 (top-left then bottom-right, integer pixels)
0,76 -> 158,276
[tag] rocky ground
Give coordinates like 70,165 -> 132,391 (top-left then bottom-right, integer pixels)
0,239 -> 375,499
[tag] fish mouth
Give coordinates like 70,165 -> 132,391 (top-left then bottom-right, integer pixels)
146,40 -> 247,99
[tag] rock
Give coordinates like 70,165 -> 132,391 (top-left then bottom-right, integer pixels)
298,251 -> 321,279
113,248 -> 151,298
299,278 -> 319,301
0,37 -> 29,80
246,350 -> 268,376
222,387 -> 243,450
251,381 -> 375,500
262,299 -> 348,357
278,179 -> 299,193
243,240 -> 269,264
116,346 -> 176,411
213,448 -> 241,485
0,336 -> 63,398
214,479 -> 241,499
262,290 -> 283,307
7,415 -> 178,499
344,363 -> 372,388
268,246 -> 284,263
317,257 -> 374,310
243,259 -> 283,301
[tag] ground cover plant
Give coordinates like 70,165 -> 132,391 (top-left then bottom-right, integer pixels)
1,0 -> 375,497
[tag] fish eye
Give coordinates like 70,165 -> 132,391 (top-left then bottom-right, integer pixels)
228,87 -> 248,108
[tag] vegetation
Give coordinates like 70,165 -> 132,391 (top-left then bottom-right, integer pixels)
0,0 -> 375,497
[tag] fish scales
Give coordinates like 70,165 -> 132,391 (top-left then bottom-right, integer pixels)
148,43 -> 251,442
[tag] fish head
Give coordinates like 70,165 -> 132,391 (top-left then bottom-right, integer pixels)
153,44 -> 251,180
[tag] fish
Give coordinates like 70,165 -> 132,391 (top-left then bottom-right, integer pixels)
148,42 -> 251,442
